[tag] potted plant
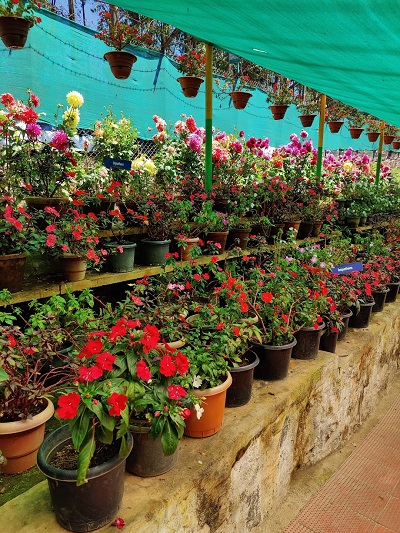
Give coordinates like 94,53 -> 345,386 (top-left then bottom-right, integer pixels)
95,7 -> 144,79
325,98 -> 351,133
266,74 -> 296,119
365,115 -> 382,142
194,199 -> 230,253
296,87 -> 321,127
383,124 -> 398,145
0,0 -> 41,49
176,43 -> 206,97
347,109 -> 366,139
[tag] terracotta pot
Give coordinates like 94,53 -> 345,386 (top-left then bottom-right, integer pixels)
267,223 -> 285,244
37,425 -> 133,533
384,134 -> 395,145
337,309 -> 353,341
269,104 -> 289,120
226,351 -> 259,407
0,398 -> 54,474
156,338 -> 185,352
230,91 -> 252,110
311,221 -> 324,237
349,127 -> 364,139
299,114 -> 316,127
184,373 -> 232,438
296,221 -> 313,239
177,76 -> 204,98
252,338 -> 297,380
327,121 -> 344,133
59,254 -> 87,282
283,220 -> 301,238
0,252 -> 27,293
292,322 -> 325,360
126,424 -> 178,477
226,228 -> 251,249
0,16 -> 32,49
175,237 -> 200,261
392,141 -> 400,150
104,50 -> 137,80
205,231 -> 229,253
367,131 -> 380,142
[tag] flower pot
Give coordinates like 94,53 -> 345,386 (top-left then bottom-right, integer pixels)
105,242 -> 137,273
0,252 -> 27,293
359,216 -> 367,226
0,399 -> 54,474
372,288 -> 390,312
230,91 -> 252,110
386,282 -> 400,303
126,424 -> 178,477
349,301 -> 374,329
311,221 -> 324,237
283,220 -> 301,238
297,221 -> 313,239
269,104 -> 289,120
0,16 -> 32,49
226,228 -> 251,249
59,254 -> 87,282
319,330 -> 339,353
226,351 -> 259,407
138,238 -> 171,266
337,309 -> 353,341
327,121 -> 344,133
104,50 -> 137,80
267,223 -> 285,243
184,373 -> 232,438
392,141 -> 400,150
349,127 -> 364,139
37,425 -> 133,533
384,134 -> 395,145
292,322 -> 325,360
345,216 -> 361,229
177,76 -> 204,98
205,231 -> 229,253
175,237 -> 200,261
299,114 -> 317,128
367,131 -> 380,142
251,338 -> 297,380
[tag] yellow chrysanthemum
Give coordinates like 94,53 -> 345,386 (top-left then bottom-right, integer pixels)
144,160 -> 157,175
66,91 -> 84,108
63,107 -> 80,128
343,160 -> 353,172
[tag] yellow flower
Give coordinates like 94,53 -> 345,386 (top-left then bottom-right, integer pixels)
63,107 -> 80,128
66,91 -> 84,108
343,161 -> 353,173
144,160 -> 157,175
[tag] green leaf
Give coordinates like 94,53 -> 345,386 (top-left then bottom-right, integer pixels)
160,419 -> 179,456
0,367 -> 9,381
70,409 -> 90,451
150,415 -> 165,440
76,433 -> 96,486
88,401 -> 115,432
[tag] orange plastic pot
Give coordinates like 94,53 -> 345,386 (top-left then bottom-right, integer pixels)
184,373 -> 232,438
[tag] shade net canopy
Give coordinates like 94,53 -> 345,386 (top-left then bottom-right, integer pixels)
115,0 -> 400,127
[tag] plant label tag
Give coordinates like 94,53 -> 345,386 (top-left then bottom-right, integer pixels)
332,262 -> 363,275
104,157 -> 131,170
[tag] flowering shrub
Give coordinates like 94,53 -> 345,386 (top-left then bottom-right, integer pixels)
95,8 -> 152,51
0,196 -> 37,255
55,319 -> 196,485
266,75 -> 296,105
176,47 -> 206,77
0,0 -> 41,25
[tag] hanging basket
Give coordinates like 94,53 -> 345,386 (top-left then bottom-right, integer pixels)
327,121 -> 344,133
349,127 -> 364,139
230,91 -> 252,110
104,50 -> 137,80
384,134 -> 395,145
268,104 -> 289,120
0,16 -> 32,49
367,131 -> 380,142
299,114 -> 317,127
177,76 -> 204,98
392,141 -> 400,150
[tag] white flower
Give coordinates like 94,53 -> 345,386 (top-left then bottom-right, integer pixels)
192,375 -> 203,388
66,91 -> 84,108
194,403 -> 204,420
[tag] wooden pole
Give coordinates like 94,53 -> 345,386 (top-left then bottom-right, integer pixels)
375,121 -> 385,185
205,43 -> 213,192
316,94 -> 326,178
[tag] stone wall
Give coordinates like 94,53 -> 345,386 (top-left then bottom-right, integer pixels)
1,303 -> 399,533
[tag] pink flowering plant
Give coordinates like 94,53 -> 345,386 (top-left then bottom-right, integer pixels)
55,318 -> 196,485
0,0 -> 42,25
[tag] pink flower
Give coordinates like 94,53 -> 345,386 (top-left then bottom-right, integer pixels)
44,205 -> 60,217
50,130 -> 69,151
26,123 -> 42,138
46,234 -> 57,247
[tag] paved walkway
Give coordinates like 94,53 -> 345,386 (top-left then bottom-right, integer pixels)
285,394 -> 400,533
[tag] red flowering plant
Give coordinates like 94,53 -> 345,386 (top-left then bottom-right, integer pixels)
94,8 -> 152,51
0,0 -> 41,25
0,195 -> 39,255
55,318 -> 197,485
176,45 -> 206,77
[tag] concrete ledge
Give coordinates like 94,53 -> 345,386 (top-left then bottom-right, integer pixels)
1,302 -> 399,532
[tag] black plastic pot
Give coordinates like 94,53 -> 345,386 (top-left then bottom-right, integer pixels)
386,282 -> 400,303
296,221 -> 313,239
372,288 -> 389,312
126,424 -> 178,477
37,425 -> 133,533
337,309 -> 353,341
319,330 -> 339,353
226,350 -> 259,407
292,323 -> 325,360
349,301 -> 374,328
251,338 -> 297,380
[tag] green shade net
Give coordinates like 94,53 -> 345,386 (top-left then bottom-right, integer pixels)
115,0 -> 400,127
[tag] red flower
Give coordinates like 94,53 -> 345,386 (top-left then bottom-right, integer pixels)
193,273 -> 201,281
108,392 -> 128,417
181,408 -> 191,419
159,355 -> 176,377
7,335 -> 17,347
174,352 -> 189,375
78,365 -> 103,381
108,323 -> 127,342
216,322 -> 225,330
136,359 -> 151,381
95,352 -> 116,371
112,517 -> 125,530
233,326 -> 241,336
46,234 -> 57,247
167,385 -> 187,400
78,338 -> 103,359
140,324 -> 160,353
56,392 -> 81,419
261,292 -> 273,303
